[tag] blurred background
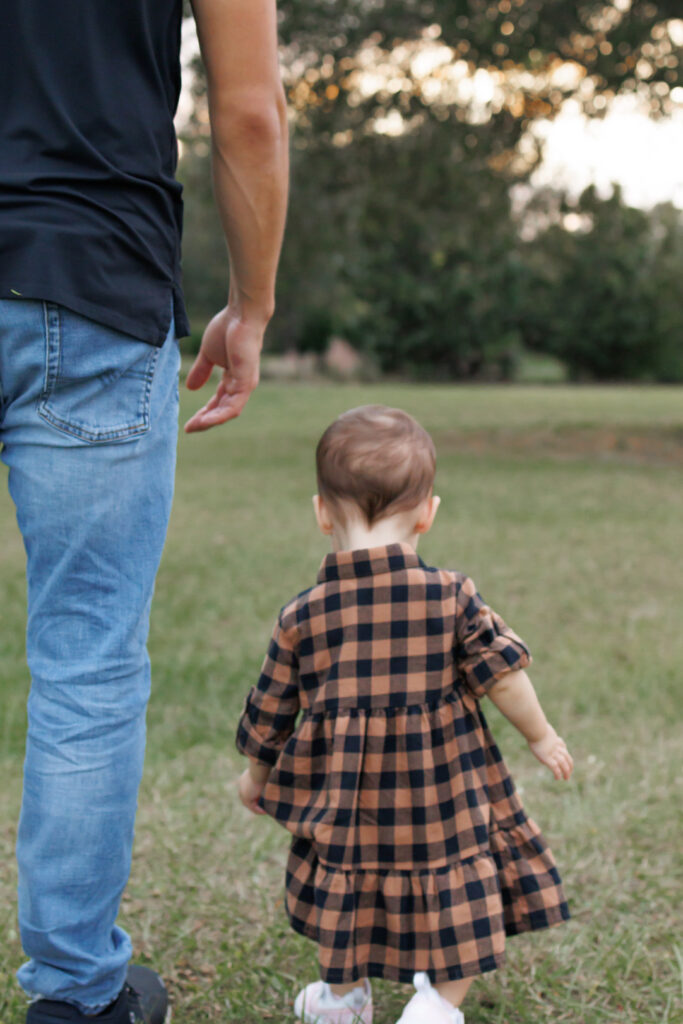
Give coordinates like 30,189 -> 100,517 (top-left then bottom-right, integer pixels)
177,0 -> 682,384
117,7 -> 683,1015
1,7 -> 683,1022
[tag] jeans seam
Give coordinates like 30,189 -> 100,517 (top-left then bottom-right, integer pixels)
139,345 -> 160,428
36,411 -> 151,442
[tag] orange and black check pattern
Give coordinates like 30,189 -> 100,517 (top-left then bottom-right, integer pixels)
236,543 -> 569,984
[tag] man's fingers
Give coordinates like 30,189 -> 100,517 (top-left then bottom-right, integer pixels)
184,386 -> 252,432
184,407 -> 233,433
185,350 -> 214,391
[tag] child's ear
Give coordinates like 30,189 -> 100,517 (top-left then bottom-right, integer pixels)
313,495 -> 334,535
415,495 -> 441,535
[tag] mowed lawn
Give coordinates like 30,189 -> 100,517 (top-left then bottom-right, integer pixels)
0,383 -> 681,1024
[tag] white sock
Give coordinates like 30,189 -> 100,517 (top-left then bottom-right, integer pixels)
320,982 -> 368,1010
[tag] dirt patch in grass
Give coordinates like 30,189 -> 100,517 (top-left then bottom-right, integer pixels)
433,426 -> 683,466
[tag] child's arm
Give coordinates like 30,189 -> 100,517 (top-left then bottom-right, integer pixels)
487,669 -> 573,780
235,608 -> 300,814
238,758 -> 272,815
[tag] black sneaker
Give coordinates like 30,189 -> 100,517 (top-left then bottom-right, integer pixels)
26,966 -> 169,1024
125,966 -> 169,1024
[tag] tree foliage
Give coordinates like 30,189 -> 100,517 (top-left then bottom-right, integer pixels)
525,189 -> 683,380
178,1 -> 683,379
277,0 -> 681,134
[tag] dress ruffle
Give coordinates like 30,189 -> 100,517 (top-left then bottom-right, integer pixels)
285,837 -> 506,985
285,811 -> 569,984
488,817 -> 570,936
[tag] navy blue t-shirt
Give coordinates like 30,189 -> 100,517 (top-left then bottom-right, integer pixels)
0,0 -> 190,346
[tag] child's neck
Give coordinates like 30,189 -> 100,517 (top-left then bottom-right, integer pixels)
330,516 -> 419,553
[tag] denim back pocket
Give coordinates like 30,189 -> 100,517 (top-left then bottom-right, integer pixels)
38,303 -> 160,443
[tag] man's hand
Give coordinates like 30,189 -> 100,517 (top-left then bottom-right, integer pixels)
238,767 -> 267,815
184,304 -> 264,432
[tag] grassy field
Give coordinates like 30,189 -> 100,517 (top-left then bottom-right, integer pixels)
0,383 -> 681,1024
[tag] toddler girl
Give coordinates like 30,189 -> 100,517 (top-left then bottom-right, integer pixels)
236,405 -> 572,1024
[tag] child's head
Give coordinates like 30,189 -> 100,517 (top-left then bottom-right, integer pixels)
314,405 -> 438,544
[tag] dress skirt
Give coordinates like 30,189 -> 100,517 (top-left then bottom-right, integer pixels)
274,701 -> 569,984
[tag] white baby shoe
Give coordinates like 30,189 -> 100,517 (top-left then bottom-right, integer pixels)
294,978 -> 373,1024
395,973 -> 464,1024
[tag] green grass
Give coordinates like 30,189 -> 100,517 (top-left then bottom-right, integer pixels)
1,383 -> 682,1023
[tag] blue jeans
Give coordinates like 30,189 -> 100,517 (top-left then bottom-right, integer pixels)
0,299 -> 180,1012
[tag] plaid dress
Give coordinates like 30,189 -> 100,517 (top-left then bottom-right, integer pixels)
236,543 -> 569,984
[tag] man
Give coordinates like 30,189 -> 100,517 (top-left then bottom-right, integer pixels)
0,0 -> 288,1021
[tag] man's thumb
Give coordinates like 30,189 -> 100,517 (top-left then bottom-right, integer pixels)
185,349 -> 214,391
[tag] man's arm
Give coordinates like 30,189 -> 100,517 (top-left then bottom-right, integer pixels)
185,0 -> 289,432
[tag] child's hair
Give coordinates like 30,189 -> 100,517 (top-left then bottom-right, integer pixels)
315,405 -> 436,526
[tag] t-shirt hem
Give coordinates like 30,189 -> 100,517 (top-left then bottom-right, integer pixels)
2,287 -> 181,347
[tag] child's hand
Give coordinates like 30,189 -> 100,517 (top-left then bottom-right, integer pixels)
238,768 -> 267,815
528,725 -> 573,780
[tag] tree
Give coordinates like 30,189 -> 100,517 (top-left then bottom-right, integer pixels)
524,187 -> 683,381
177,1 -> 682,374
338,124 -> 529,378
648,202 -> 683,381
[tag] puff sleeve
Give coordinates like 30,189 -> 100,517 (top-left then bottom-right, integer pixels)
454,574 -> 532,699
236,612 -> 301,766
